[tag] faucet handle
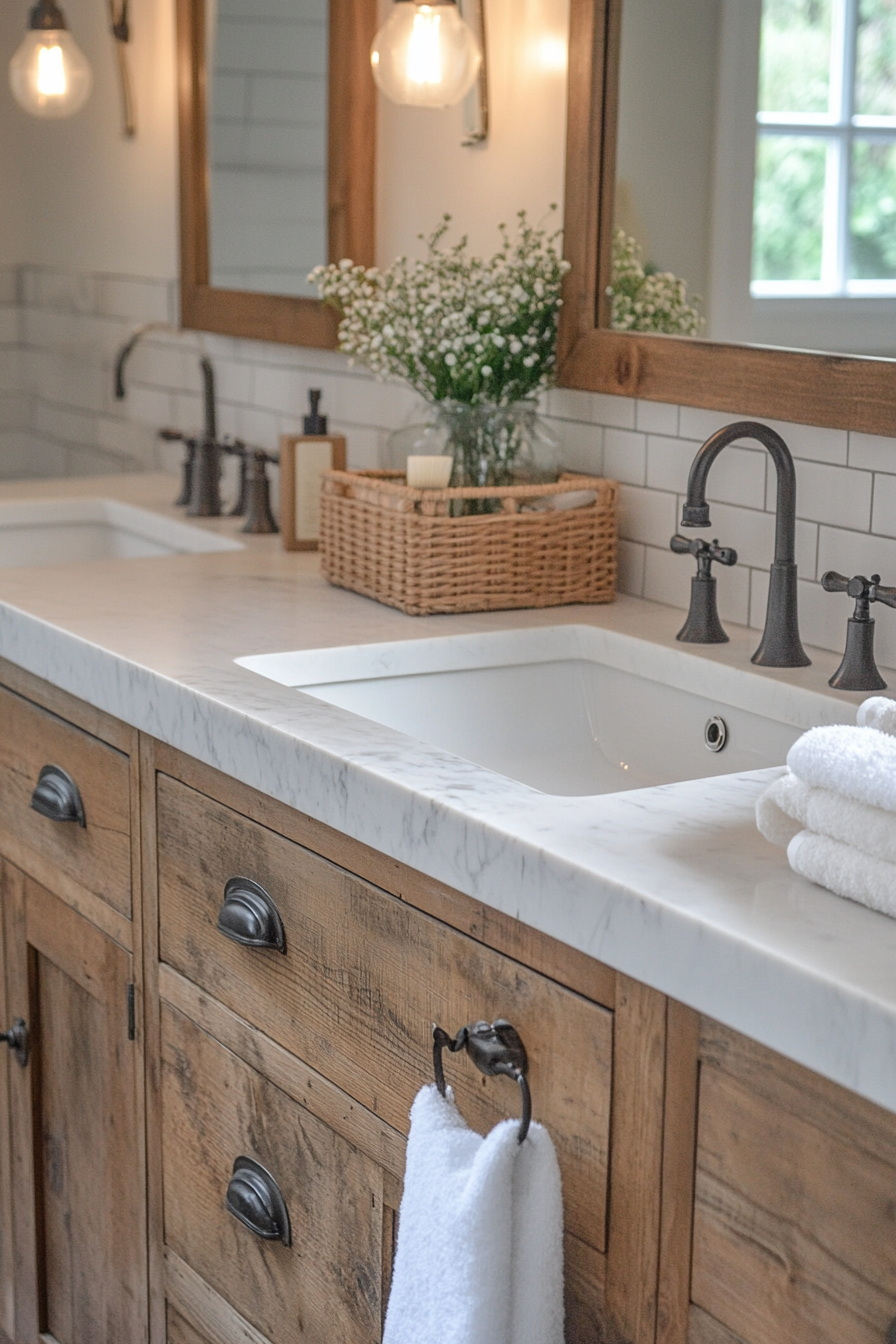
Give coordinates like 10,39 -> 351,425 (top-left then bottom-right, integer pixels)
670,537 -> 737,645
821,570 -> 851,595
822,572 -> 896,611
670,536 -> 738,568
822,572 -> 895,691
872,578 -> 896,610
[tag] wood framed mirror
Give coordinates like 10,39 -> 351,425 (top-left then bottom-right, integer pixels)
558,0 -> 896,435
176,0 -> 377,348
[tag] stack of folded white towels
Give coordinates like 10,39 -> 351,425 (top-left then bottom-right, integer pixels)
756,696 -> 896,916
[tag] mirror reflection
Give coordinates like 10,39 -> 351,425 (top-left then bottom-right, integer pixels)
612,0 -> 896,355
205,0 -> 328,298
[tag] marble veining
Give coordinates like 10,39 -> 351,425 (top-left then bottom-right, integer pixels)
0,475 -> 895,1110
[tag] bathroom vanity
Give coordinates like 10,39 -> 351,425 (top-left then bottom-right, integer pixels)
0,477 -> 893,1344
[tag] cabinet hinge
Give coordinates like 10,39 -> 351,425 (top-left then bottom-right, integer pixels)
127,982 -> 136,1041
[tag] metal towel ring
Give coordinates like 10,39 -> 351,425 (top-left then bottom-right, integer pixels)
432,1019 -> 532,1143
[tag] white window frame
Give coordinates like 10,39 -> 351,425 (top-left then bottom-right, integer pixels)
707,0 -> 896,354
752,0 -> 896,297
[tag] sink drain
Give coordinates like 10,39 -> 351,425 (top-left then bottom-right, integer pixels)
704,716 -> 728,752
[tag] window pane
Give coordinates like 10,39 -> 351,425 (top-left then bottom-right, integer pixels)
753,135 -> 828,280
856,0 -> 896,118
850,138 -> 896,277
758,0 -> 834,116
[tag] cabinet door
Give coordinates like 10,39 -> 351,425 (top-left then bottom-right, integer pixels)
690,1019 -> 896,1344
3,861 -> 146,1344
161,1001 -> 386,1344
0,865 -> 14,1344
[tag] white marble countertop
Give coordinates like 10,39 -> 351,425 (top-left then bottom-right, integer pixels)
0,473 -> 894,1111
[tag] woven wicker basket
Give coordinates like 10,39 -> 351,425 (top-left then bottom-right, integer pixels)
319,469 -> 619,616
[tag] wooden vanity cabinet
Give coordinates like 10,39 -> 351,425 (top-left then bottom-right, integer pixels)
654,1015 -> 896,1344
144,743 -> 671,1344
0,662 -> 146,1344
4,663 -> 896,1344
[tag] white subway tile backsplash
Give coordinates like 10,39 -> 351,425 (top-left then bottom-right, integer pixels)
0,392 -> 29,431
547,417 -> 603,475
591,392 -> 636,429
0,432 -> 65,479
777,459 -> 872,531
616,539 -> 645,597
93,276 -> 173,325
172,391 -> 205,432
872,473 -> 896,538
764,418 -> 849,466
0,269 -> 20,307
649,435 -> 766,509
32,268 -> 96,315
796,576 -> 852,658
817,525 -> 896,585
235,404 -> 283,448
544,387 -> 594,422
677,406 -> 743,442
849,432 -> 896,473
0,309 -> 19,347
603,428 -> 646,486
4,260 -> 896,661
617,484 -> 678,546
34,400 -> 97,449
635,400 -> 678,435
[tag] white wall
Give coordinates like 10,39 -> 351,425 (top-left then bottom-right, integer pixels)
0,0 -> 569,277
0,0 -> 178,277
376,0 -> 570,261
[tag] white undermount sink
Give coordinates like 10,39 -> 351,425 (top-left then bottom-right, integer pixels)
0,498 -> 243,569
237,624 -> 853,797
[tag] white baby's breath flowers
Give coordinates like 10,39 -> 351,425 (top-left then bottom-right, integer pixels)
310,210 -> 571,406
608,229 -> 704,337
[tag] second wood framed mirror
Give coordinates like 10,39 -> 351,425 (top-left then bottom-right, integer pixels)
176,0 -> 377,348
559,0 -> 896,435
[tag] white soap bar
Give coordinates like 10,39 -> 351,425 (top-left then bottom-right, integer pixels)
406,455 -> 453,489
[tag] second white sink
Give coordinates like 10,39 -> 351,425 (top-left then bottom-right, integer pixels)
237,624 -> 856,796
0,498 -> 243,569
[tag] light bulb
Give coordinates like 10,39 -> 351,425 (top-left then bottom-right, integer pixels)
371,0 -> 481,108
9,3 -> 92,120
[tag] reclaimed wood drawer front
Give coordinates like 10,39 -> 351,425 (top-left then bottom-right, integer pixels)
161,1003 -> 384,1344
691,1020 -> 896,1344
157,773 -> 613,1255
0,686 -> 131,916
166,1304 -> 213,1344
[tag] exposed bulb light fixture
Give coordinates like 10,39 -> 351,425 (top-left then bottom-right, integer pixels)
371,0 -> 481,108
9,0 -> 93,119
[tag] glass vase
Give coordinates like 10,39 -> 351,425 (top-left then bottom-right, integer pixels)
437,401 -> 561,514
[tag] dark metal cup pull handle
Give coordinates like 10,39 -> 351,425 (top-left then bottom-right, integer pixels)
0,1018 -> 28,1068
30,765 -> 86,828
432,1018 -> 532,1143
225,1156 -> 291,1246
216,878 -> 286,953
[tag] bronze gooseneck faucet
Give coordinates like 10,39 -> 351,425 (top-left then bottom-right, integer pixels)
114,323 -> 223,515
680,421 -> 810,668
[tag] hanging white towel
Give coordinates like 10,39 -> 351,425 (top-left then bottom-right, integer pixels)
786,724 -> 896,813
857,696 -> 896,737
787,830 -> 896,917
756,770 -> 896,864
383,1083 -> 564,1344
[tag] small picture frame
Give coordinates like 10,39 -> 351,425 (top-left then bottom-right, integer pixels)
279,432 -> 346,551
